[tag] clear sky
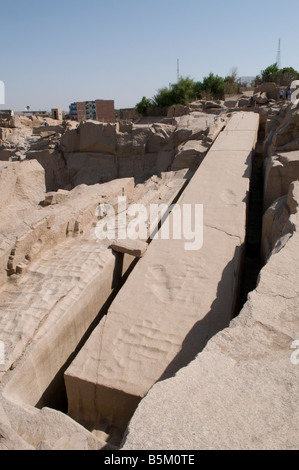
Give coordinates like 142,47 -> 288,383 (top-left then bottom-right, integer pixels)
0,0 -> 298,112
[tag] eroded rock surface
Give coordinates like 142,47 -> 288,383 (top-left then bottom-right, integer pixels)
264,104 -> 299,211
122,180 -> 299,451
60,116 -> 225,186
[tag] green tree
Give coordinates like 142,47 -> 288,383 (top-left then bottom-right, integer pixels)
170,77 -> 197,105
193,81 -> 203,99
151,87 -> 174,108
260,63 -> 280,83
279,67 -> 299,85
136,96 -> 151,116
151,77 -> 199,108
201,73 -> 225,98
136,72 -> 240,114
255,63 -> 299,86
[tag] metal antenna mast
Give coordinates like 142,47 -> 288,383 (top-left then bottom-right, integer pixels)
276,38 -> 281,69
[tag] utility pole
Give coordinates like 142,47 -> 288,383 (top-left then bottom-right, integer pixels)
177,59 -> 180,83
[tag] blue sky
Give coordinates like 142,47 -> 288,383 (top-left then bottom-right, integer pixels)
1,0 -> 298,112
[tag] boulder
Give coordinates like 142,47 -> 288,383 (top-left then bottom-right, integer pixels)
224,99 -> 239,108
0,400 -> 106,450
254,82 -> 278,101
252,92 -> 268,105
264,151 -> 299,211
173,127 -> 193,147
188,101 -> 204,112
238,97 -> 251,107
0,160 -> 45,209
203,100 -> 225,109
147,123 -> 175,153
171,141 -> 207,170
174,112 -> 223,141
272,107 -> 299,149
60,121 -> 117,154
79,122 -> 117,154
262,181 -> 299,262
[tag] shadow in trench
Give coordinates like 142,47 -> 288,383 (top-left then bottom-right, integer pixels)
239,128 -> 264,309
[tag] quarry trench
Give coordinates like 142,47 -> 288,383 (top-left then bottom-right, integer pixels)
238,123 -> 265,310
63,112 -> 263,447
36,169 -> 193,415
0,111 -> 268,449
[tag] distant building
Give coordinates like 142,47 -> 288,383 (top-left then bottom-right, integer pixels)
51,108 -> 63,120
69,99 -> 115,123
18,110 -> 49,118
